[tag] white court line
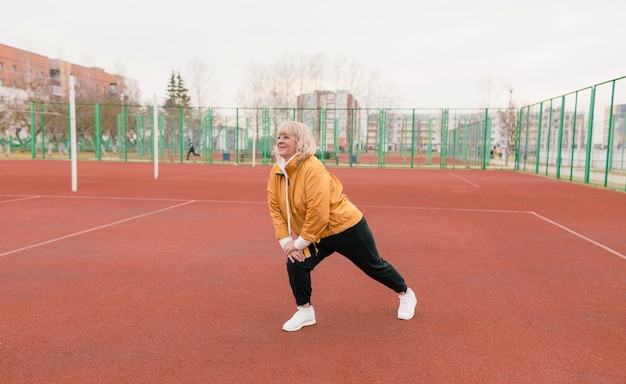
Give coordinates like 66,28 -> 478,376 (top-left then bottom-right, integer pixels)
361,204 -> 528,214
360,203 -> 625,261
0,200 -> 195,258
0,195 -> 42,204
3,195 -> 623,262
448,172 -> 480,187
1,193 -> 266,205
530,212 -> 626,261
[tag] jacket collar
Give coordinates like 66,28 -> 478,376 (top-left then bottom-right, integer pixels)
278,154 -> 303,176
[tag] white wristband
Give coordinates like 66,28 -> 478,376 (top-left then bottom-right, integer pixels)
278,237 -> 292,251
294,236 -> 311,250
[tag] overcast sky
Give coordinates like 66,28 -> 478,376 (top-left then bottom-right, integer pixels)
3,0 -> 625,108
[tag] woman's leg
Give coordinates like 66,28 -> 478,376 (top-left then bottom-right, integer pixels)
319,217 -> 407,293
286,245 -> 332,306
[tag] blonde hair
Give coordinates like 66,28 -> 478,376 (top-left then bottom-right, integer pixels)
275,121 -> 317,159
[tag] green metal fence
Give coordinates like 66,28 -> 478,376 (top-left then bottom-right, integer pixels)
2,76 -> 625,191
11,105 -> 511,169
518,76 -> 626,190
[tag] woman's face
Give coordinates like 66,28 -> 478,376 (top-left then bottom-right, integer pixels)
276,132 -> 297,159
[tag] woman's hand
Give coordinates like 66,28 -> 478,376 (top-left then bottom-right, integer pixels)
284,240 -> 306,263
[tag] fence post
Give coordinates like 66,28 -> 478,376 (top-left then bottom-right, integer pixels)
179,107 -> 184,163
556,96 -> 566,179
440,109 -> 448,169
123,104 -> 128,161
207,107 -> 214,164
535,102 -> 543,174
320,107 -> 327,164
94,104 -> 102,160
569,92 -> 580,180
378,109 -> 385,168
262,108 -> 270,165
584,86 -> 596,184
349,108 -> 356,167
604,80 -> 617,187
544,100 -> 554,176
40,102 -> 45,158
410,109 -> 416,168
235,108 -> 240,165
481,109 -> 489,170
29,101 -> 36,158
514,107 -> 522,171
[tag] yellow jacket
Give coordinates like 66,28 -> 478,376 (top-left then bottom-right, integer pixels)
267,155 -> 363,245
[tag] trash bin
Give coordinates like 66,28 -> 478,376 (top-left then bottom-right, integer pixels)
223,152 -> 230,161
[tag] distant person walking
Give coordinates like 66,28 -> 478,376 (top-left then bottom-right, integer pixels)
187,138 -> 200,160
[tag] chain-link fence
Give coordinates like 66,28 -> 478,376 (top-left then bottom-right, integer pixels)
518,76 -> 626,189
2,104 -> 513,168
1,76 -> 625,191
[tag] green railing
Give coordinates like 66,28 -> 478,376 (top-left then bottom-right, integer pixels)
2,76 -> 625,191
518,76 -> 626,190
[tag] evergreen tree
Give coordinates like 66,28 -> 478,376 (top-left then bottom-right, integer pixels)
164,71 -> 179,106
163,70 -> 191,107
176,73 -> 191,107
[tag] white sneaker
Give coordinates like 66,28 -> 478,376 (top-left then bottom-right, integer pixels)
398,288 -> 417,320
282,306 -> 316,331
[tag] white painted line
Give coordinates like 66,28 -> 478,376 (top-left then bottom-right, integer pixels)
0,200 -> 196,258
530,212 -> 626,261
0,194 -> 266,205
0,196 -> 42,204
4,194 -> 623,262
361,204 -> 625,261
449,172 -> 480,187
361,204 -> 529,214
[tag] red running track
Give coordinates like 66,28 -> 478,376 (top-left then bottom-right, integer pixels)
0,160 -> 625,383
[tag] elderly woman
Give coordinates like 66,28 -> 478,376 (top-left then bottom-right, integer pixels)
267,121 -> 417,332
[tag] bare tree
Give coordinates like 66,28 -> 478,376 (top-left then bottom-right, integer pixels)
1,51 -> 65,155
186,56 -> 215,108
506,86 -> 517,165
308,53 -> 328,93
497,107 -> 518,166
236,63 -> 273,145
357,69 -> 400,108
476,78 -> 497,109
237,63 -> 271,108
475,77 -> 512,109
237,53 -> 397,110
331,56 -> 350,90
268,54 -> 299,110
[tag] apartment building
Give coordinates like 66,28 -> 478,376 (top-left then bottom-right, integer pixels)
296,90 -> 359,151
603,104 -> 626,149
0,43 -> 137,104
364,110 -> 442,153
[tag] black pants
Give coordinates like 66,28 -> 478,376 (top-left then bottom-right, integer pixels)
187,148 -> 199,159
286,217 -> 408,306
